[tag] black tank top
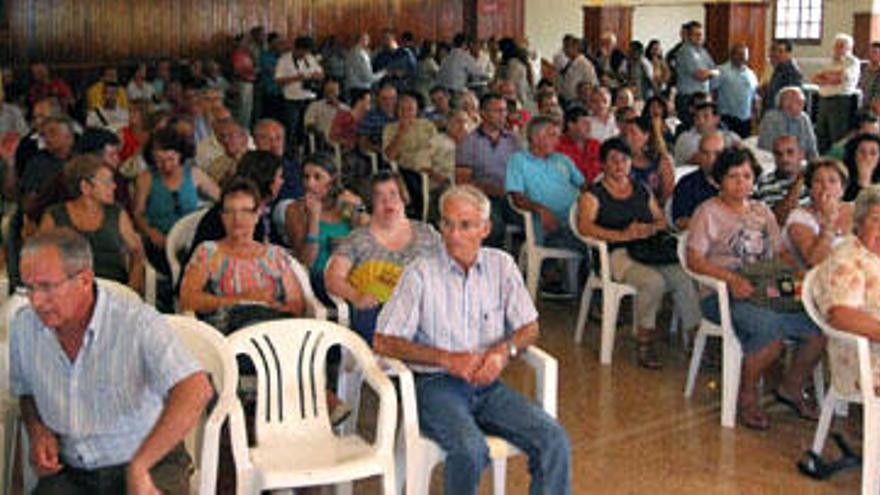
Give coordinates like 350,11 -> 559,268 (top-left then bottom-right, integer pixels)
49,203 -> 129,283
589,179 -> 654,250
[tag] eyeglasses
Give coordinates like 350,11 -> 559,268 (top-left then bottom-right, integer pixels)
89,175 -> 116,187
439,218 -> 485,233
17,272 -> 81,298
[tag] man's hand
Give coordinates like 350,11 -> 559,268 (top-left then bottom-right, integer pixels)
29,425 -> 62,476
445,352 -> 484,382
538,208 -> 560,234
471,345 -> 509,386
127,462 -> 161,495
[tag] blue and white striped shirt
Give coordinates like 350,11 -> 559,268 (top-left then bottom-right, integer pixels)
10,286 -> 201,469
377,247 -> 539,373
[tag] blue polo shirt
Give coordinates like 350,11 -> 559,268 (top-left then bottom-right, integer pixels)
505,150 -> 584,224
715,62 -> 758,121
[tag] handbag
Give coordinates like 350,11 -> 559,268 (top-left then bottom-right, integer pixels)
739,259 -> 803,313
626,231 -> 679,265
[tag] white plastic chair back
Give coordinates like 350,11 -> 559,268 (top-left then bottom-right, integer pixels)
96,277 -> 142,303
227,319 -> 392,446
226,319 -> 398,493
166,207 -> 210,287
802,269 -> 869,401
164,315 -> 238,495
0,295 -> 27,494
272,199 -> 295,246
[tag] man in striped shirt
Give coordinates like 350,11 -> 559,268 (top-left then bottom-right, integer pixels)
375,185 -> 571,495
10,228 -> 214,495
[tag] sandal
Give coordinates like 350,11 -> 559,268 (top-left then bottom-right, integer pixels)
774,389 -> 819,421
636,341 -> 663,370
739,404 -> 770,431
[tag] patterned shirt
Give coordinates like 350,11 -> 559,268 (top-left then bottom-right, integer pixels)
814,236 -> 880,395
10,286 -> 201,469
377,247 -> 538,373
757,110 -> 818,160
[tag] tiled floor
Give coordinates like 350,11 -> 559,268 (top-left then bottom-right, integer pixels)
354,298 -> 863,494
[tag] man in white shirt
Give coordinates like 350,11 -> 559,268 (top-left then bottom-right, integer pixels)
345,33 -> 385,92
586,87 -> 617,142
812,33 -> 861,153
275,36 -> 324,150
304,78 -> 349,144
558,36 -> 598,106
85,82 -> 129,133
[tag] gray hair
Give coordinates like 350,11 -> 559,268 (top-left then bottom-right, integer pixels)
526,115 -> 559,142
855,185 -> 880,234
21,227 -> 93,275
439,185 -> 491,221
776,85 -> 805,107
835,33 -> 854,51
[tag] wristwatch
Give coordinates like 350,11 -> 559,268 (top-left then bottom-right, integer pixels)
507,341 -> 518,360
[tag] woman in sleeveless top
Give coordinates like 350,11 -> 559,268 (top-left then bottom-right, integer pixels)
577,138 -> 700,369
621,115 -> 674,206
285,152 -> 368,302
133,127 -> 219,274
40,155 -> 145,291
784,159 -> 854,267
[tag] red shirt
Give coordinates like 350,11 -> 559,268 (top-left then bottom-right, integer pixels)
28,79 -> 74,107
556,134 -> 601,183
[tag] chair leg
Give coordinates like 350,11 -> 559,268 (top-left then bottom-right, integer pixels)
862,404 -> 880,495
492,458 -> 507,495
334,483 -> 354,495
574,286 -> 595,344
526,254 -> 541,301
599,291 -> 622,365
720,337 -> 743,428
810,391 -> 838,454
565,258 -> 579,294
381,462 -> 398,495
812,361 -> 825,408
684,330 -> 708,398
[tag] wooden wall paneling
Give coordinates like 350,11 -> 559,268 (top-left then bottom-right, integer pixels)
853,12 -> 880,60
703,2 -> 767,80
582,6 -> 632,54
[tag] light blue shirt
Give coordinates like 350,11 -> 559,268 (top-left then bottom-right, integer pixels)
436,48 -> 485,92
505,150 -> 584,225
715,62 -> 758,121
10,286 -> 201,469
675,42 -> 716,95
757,109 -> 818,159
377,247 -> 538,373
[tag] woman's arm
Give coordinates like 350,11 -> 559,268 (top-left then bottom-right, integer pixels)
192,167 -> 220,202
827,305 -> 880,341
576,191 -> 649,243
647,194 -> 668,231
178,250 -> 246,313
285,200 -> 320,268
278,261 -> 306,316
686,246 -> 754,299
657,153 -> 675,205
118,209 -> 146,293
787,221 -> 835,268
325,254 -> 378,308
132,171 -> 165,248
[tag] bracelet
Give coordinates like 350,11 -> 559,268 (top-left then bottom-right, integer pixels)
305,233 -> 320,243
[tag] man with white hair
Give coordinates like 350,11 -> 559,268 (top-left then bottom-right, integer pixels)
812,33 -> 860,152
757,86 -> 817,159
375,185 -> 572,495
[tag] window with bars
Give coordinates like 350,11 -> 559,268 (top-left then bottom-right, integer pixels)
774,0 -> 823,42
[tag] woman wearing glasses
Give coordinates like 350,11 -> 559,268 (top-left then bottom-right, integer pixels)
325,171 -> 440,344
179,178 -> 305,331
39,154 -> 145,293
133,126 -> 220,274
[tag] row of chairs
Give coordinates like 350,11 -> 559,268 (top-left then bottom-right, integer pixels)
0,264 -> 558,494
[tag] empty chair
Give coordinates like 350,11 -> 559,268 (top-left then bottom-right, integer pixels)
227,319 -> 397,494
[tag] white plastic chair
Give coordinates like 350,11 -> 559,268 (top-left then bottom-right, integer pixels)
680,234 -> 824,428
508,196 -> 582,301
0,294 -> 27,495
388,160 -> 430,222
284,252 -> 328,321
384,346 -> 558,495
227,319 -> 397,494
164,315 -> 239,495
569,205 -> 637,364
166,207 -> 211,287
802,268 -> 880,495
678,233 -> 743,428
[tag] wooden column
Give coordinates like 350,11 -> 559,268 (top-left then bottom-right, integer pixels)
703,2 -> 768,78
582,6 -> 633,52
464,0 -> 524,41
853,12 -> 880,59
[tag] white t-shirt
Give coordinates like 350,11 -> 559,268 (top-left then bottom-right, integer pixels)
275,52 -> 323,101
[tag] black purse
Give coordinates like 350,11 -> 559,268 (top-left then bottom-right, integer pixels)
626,231 -> 680,265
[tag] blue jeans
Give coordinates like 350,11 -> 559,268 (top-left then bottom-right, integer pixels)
415,373 -> 571,495
701,295 -> 820,355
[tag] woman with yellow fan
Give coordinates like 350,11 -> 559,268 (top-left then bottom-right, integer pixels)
326,171 -> 440,344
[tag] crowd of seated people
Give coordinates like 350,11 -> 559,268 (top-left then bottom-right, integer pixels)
6,18 -> 880,493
